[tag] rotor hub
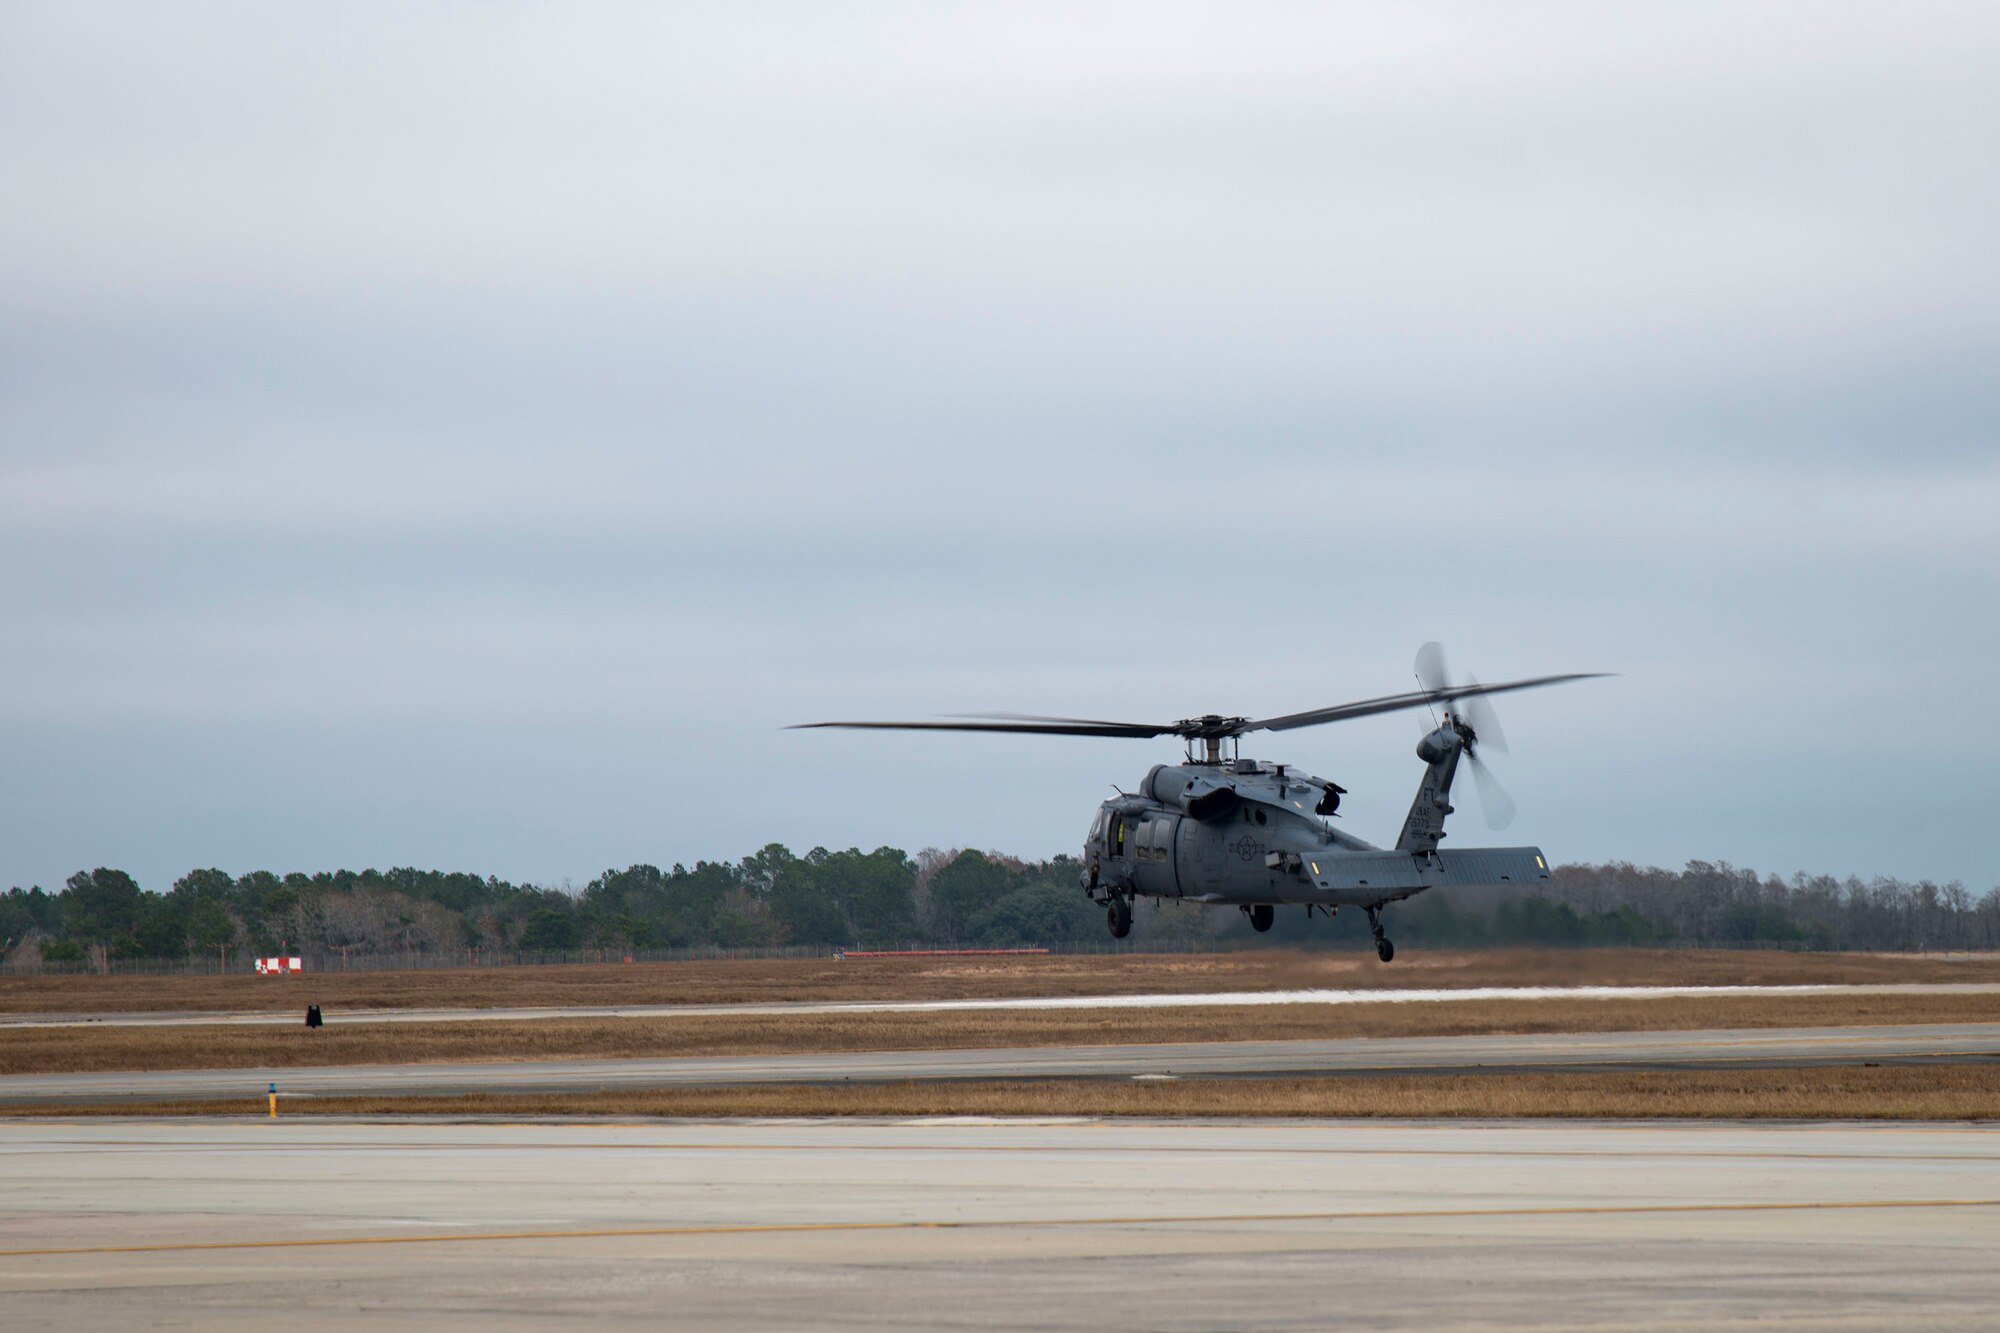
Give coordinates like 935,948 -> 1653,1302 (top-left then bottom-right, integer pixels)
1174,713 -> 1249,739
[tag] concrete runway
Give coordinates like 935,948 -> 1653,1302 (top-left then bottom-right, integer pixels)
6,1023 -> 2000,1104
11,981 -> 2000,1028
4,1116 -> 1999,1329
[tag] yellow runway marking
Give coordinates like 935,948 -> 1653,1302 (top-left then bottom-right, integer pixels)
4,1197 -> 1998,1258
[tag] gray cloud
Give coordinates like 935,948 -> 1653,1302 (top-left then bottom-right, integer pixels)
2,3 -> 1995,892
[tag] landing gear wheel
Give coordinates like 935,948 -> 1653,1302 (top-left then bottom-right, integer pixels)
1366,905 -> 1394,963
1106,897 -> 1133,940
1247,904 -> 1274,933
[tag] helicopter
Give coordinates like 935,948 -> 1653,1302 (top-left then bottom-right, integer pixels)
793,644 -> 1607,961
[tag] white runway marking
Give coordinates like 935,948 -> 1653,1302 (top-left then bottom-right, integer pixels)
808,981 -> 2000,1012
7,981 -> 1998,1029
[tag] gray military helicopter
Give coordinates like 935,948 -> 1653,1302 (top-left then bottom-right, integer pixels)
794,644 -> 1606,962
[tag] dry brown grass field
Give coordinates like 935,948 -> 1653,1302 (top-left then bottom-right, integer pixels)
7,1065 -> 1998,1120
6,948 -> 2000,1015
9,990 -> 2000,1076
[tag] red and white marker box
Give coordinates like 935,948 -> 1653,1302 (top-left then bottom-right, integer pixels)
255,957 -> 303,974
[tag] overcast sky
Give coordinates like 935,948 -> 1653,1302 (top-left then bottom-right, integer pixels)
3,3 -> 1995,894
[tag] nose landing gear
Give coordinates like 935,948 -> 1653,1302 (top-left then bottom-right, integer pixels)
1106,895 -> 1133,940
1365,905 -> 1395,963
1244,903 -> 1274,933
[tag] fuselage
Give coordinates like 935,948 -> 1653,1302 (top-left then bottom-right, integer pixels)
1084,759 -> 1392,908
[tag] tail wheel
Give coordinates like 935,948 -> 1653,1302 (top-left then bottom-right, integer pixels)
1247,904 -> 1274,933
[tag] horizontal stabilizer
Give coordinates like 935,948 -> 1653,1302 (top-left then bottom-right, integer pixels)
1430,847 -> 1553,887
1306,847 -> 1552,896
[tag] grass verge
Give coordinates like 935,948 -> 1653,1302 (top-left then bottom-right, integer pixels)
8,1065 -> 2000,1120
9,948 -> 2000,1015
8,992 -> 2000,1076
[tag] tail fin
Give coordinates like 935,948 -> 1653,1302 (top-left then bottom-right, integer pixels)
1395,723 -> 1464,852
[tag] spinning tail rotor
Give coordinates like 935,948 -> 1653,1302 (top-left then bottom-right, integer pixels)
1414,641 -> 1519,830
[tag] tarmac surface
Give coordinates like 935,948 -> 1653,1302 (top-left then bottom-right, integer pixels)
10,981 -> 2000,1028
6,1023 -> 2000,1104
4,1116 -> 1998,1329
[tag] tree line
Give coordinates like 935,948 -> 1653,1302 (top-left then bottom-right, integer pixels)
1,848 -> 1994,969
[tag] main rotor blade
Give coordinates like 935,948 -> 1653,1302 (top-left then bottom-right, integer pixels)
1248,672 -> 1610,733
948,712 -> 1170,730
787,718 -> 1171,738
